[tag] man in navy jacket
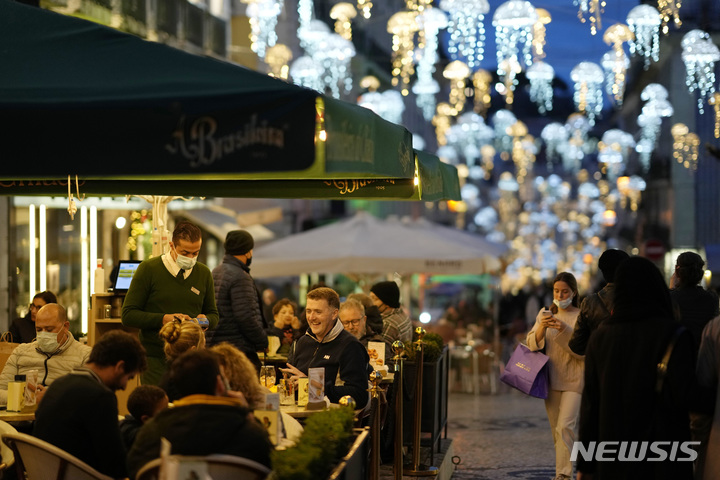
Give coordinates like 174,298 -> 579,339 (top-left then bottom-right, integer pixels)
282,287 -> 370,409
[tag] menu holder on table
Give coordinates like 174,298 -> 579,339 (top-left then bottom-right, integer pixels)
306,367 -> 325,411
255,392 -> 281,445
368,341 -> 389,377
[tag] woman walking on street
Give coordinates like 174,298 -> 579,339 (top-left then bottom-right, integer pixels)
527,272 -> 584,480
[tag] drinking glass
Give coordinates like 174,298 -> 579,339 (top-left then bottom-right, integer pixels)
261,365 -> 276,388
279,378 -> 295,406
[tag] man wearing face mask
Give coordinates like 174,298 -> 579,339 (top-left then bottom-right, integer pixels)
0,303 -> 90,406
122,221 -> 219,385
207,230 -> 268,374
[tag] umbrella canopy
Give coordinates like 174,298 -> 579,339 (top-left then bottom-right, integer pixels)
0,2 -> 459,200
251,211 -> 507,277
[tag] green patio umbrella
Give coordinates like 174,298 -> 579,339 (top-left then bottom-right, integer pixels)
0,1 -> 459,200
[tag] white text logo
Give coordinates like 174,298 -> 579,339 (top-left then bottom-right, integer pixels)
570,441 -> 700,462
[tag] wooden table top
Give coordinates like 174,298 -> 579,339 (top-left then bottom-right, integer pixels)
0,408 -> 35,422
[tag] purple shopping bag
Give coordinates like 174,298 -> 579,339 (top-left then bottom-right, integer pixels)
499,343 -> 550,399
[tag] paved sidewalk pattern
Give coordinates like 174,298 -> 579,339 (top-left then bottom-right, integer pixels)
447,390 -> 558,479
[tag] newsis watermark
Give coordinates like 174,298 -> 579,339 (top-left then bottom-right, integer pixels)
570,441 -> 700,462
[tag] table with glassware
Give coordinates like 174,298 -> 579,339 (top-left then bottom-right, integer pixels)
0,408 -> 35,422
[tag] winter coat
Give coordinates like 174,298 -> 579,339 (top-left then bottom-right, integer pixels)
578,314 -> 695,480
209,254 -> 268,355
671,286 -> 719,353
0,331 -> 90,405
288,319 -> 371,409
569,283 -> 616,355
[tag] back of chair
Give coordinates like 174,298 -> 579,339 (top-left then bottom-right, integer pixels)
136,454 -> 270,480
2,432 -> 113,480
0,421 -> 18,470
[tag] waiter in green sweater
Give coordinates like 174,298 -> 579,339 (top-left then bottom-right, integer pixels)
122,221 -> 218,385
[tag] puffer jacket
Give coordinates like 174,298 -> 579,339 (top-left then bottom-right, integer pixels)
569,283 -> 616,355
208,254 -> 268,354
0,331 -> 91,404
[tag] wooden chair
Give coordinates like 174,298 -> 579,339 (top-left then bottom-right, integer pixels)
136,454 -> 271,480
1,432 -> 113,480
0,420 -> 18,471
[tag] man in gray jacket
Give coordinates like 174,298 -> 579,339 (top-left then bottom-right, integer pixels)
0,303 -> 91,405
208,230 -> 268,373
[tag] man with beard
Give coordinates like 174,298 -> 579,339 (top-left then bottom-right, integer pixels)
34,330 -> 147,479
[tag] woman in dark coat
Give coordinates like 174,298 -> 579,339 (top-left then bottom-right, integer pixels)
577,256 -> 695,480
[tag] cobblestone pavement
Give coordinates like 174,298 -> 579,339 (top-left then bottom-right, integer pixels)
447,388 -> 558,480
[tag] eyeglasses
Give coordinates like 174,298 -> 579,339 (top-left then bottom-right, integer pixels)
341,317 -> 364,328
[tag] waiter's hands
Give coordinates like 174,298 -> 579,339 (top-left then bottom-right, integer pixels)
162,313 -> 192,324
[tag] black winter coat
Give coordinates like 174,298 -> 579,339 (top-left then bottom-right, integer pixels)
578,315 -> 695,480
209,254 -> 268,354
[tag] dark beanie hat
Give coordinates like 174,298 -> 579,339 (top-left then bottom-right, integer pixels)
598,249 -> 630,283
370,281 -> 400,309
224,230 -> 254,255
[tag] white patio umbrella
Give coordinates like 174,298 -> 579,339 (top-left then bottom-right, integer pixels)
251,211 -> 507,277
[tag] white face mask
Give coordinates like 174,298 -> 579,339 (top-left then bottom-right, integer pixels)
554,297 -> 573,310
176,254 -> 197,271
36,330 -> 61,353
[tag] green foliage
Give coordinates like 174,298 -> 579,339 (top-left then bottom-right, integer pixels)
404,332 -> 444,363
271,406 -> 355,480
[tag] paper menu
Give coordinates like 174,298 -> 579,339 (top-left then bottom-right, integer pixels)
368,341 -> 386,370
308,367 -> 325,404
254,410 -> 280,445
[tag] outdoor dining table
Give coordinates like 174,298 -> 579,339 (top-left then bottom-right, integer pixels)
0,408 -> 35,422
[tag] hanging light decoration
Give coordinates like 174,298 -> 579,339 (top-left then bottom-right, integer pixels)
597,129 -> 635,182
360,75 -> 380,92
298,19 -> 330,56
532,8 -> 551,61
493,0 -> 537,77
387,10 -> 419,96
265,44 -> 292,79
681,29 -> 720,114
526,61 -> 554,114
563,113 -> 594,173
626,5 -> 661,70
297,0 -> 313,30
472,69 -> 493,116
357,0 -> 372,19
672,123 -> 700,171
657,0 -> 682,35
481,144 -> 496,179
616,176 -> 646,212
602,24 -> 633,106
358,90 -> 406,125
711,93 -> 720,139
413,7 -> 448,121
540,122 -> 568,171
445,112 -> 495,166
439,0 -> 490,70
574,0 -> 604,35
433,102 -> 455,146
330,3 -> 357,41
497,57 -> 523,106
289,56 -> 324,92
571,62 -> 604,126
443,60 -> 471,114
636,83 -> 673,173
312,34 -> 356,99
244,0 -> 283,59
492,109 -> 518,159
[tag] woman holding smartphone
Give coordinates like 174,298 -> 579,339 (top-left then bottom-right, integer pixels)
526,272 -> 584,480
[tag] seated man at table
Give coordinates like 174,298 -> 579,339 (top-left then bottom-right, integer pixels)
34,330 -> 147,480
339,298 -> 390,362
0,303 -> 90,405
127,349 -> 272,479
281,287 -> 370,409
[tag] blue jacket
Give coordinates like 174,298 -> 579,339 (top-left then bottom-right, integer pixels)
208,254 -> 268,354
288,319 -> 370,409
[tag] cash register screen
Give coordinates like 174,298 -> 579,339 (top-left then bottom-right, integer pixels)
113,261 -> 141,292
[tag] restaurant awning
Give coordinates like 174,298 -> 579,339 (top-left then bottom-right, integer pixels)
0,1 -> 459,201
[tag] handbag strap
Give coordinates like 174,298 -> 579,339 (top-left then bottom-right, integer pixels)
655,325 -> 685,394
